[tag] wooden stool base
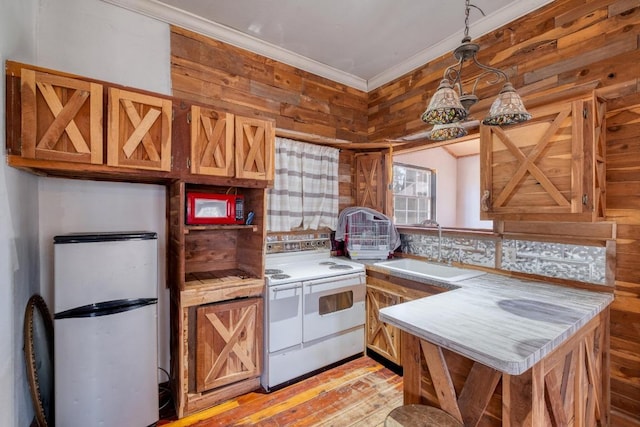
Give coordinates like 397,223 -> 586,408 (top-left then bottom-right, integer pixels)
385,404 -> 463,427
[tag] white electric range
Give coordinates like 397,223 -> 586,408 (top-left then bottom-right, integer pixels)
262,248 -> 366,390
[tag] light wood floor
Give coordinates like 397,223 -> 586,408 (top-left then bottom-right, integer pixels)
160,356 -> 403,427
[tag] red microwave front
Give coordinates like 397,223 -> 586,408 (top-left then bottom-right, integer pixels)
186,193 -> 244,225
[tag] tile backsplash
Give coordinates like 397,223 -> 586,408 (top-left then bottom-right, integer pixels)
501,239 -> 605,285
400,233 -> 607,285
400,233 -> 495,268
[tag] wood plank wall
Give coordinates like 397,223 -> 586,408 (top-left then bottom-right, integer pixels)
170,26 -> 368,144
368,0 -> 640,142
170,25 -> 366,211
606,100 -> 640,425
369,1 -> 639,423
170,0 -> 640,422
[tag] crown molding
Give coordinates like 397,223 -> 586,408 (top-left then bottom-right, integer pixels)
102,0 -> 554,92
367,0 -> 555,90
100,0 -> 368,91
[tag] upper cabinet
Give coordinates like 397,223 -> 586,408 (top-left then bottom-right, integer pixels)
234,116 -> 274,181
190,106 -> 234,177
9,62 -> 175,180
107,88 -> 172,171
354,152 -> 390,214
21,69 -> 103,164
190,105 -> 274,182
480,94 -> 606,222
8,62 -> 274,188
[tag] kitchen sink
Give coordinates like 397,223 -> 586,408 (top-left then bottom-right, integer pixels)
374,258 -> 486,283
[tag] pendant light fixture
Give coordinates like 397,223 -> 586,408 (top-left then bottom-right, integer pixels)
422,0 -> 531,131
428,123 -> 468,141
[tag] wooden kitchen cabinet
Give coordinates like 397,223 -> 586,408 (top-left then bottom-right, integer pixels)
107,88 -> 172,171
234,115 -> 274,181
190,105 -> 274,181
195,297 -> 263,393
354,152 -> 390,214
365,268 -> 446,368
168,180 -> 267,418
480,93 -> 606,222
8,61 -> 178,183
20,68 -> 103,164
366,285 -> 402,365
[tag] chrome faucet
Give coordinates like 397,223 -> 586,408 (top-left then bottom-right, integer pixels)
420,219 -> 442,262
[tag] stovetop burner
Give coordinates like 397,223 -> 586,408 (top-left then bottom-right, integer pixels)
270,273 -> 291,280
265,250 -> 365,284
329,264 -> 354,270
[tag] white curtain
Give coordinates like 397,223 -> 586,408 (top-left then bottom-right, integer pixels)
267,137 -> 304,232
267,137 -> 339,232
302,143 -> 339,230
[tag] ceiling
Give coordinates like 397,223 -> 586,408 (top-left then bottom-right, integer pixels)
103,0 -> 554,91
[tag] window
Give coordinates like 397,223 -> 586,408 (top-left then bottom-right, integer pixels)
392,163 -> 436,225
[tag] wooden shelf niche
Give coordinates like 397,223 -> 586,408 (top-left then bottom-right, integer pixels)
168,180 -> 267,418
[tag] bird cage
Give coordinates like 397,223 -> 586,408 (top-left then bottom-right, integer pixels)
345,210 -> 391,260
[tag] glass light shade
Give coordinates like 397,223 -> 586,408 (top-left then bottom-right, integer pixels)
428,123 -> 468,141
482,82 -> 532,126
421,79 -> 468,125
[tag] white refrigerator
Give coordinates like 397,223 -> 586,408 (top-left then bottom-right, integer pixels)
54,232 -> 159,427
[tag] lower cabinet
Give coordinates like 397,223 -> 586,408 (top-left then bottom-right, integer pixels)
168,180 -> 267,418
170,286 -> 264,418
365,269 -> 446,368
366,285 -> 402,365
195,297 -> 263,393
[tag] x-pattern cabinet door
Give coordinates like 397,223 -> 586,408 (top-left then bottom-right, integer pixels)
21,69 -> 103,164
195,297 -> 262,393
235,116 -> 274,181
107,88 -> 172,171
190,106 -> 235,177
366,285 -> 402,365
480,95 -> 605,222
355,152 -> 388,213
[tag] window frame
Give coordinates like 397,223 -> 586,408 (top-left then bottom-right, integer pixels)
392,162 -> 437,226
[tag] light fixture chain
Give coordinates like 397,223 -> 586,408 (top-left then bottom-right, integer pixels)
464,0 -> 471,39
464,1 -> 486,40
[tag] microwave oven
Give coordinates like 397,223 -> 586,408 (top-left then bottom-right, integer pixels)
186,192 -> 244,225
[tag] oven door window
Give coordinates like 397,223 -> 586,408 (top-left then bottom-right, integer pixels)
303,273 -> 366,343
319,290 -> 353,315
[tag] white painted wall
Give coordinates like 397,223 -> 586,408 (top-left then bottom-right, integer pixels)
35,0 -> 172,378
1,0 -> 38,425
394,147 -> 457,227
457,155 -> 493,229
395,148 -> 492,229
1,0 -> 171,424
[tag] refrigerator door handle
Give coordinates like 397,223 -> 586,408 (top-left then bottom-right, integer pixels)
54,298 -> 158,319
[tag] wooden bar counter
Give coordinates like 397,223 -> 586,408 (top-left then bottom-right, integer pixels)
378,272 -> 613,426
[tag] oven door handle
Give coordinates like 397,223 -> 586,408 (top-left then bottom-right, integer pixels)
272,284 -> 303,292
305,273 -> 365,288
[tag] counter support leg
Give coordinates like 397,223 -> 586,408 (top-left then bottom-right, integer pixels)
401,331 -> 423,405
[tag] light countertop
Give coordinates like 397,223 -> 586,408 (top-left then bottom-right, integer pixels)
377,267 -> 613,375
